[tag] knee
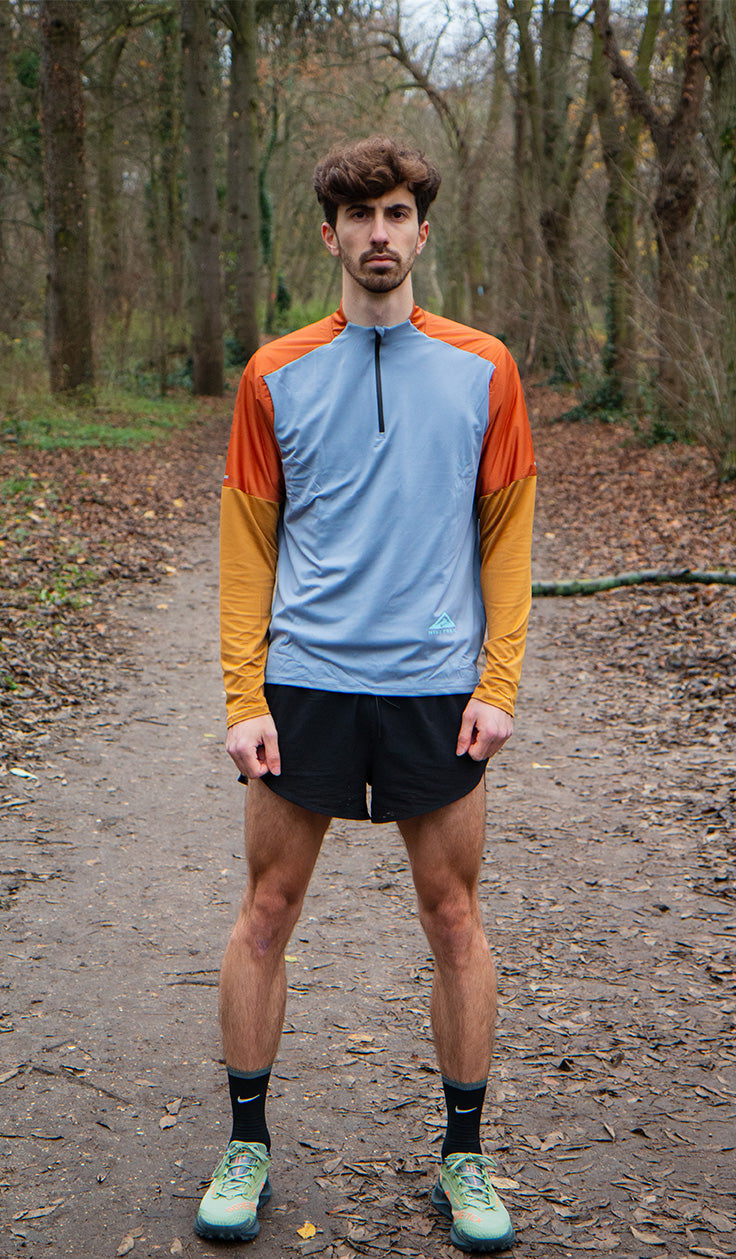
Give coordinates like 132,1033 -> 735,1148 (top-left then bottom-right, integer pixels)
417,888 -> 481,965
235,878 -> 304,959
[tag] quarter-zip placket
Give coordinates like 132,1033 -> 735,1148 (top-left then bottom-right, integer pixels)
373,329 -> 385,434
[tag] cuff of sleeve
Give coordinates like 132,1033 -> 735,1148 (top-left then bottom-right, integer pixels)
471,676 -> 516,718
226,697 -> 271,728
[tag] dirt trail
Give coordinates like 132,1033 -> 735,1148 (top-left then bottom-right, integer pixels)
1,437 -> 734,1259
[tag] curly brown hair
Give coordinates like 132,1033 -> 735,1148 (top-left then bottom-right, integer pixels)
313,135 -> 441,227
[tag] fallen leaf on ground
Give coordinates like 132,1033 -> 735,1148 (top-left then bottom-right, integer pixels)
630,1225 -> 666,1244
540,1130 -> 565,1152
117,1238 -> 135,1257
297,1220 -> 317,1239
13,1199 -> 63,1221
702,1210 -> 735,1232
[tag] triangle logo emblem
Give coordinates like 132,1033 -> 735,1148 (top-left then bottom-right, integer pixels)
428,611 -> 457,633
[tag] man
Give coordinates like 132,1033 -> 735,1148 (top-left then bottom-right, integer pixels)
195,136 -> 536,1254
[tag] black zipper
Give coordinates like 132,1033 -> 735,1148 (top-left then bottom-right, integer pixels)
373,329 -> 385,434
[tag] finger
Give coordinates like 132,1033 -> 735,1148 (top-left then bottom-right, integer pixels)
468,736 -> 492,762
230,745 -> 263,778
262,730 -> 281,776
475,728 -> 510,761
456,710 -> 476,756
246,754 -> 269,778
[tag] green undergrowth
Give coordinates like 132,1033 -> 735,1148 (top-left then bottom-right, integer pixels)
1,385 -> 202,450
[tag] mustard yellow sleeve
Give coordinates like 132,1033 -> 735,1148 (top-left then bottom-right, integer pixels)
472,475 -> 536,716
220,486 -> 280,726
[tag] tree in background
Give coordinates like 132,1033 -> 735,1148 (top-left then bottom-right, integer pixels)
221,0 -> 260,364
513,0 -> 598,381
39,0 -> 94,393
146,5 -> 185,392
87,0 -> 130,322
596,0 -> 708,421
590,3 -> 659,412
700,1 -> 736,477
181,0 -> 224,395
0,0 -> 11,336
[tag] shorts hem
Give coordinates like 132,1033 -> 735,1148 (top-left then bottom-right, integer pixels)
372,760 -> 487,823
260,774 -> 369,821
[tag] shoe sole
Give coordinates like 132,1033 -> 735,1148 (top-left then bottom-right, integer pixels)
431,1182 -> 516,1253
194,1177 -> 272,1242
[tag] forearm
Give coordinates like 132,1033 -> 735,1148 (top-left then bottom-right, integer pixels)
473,476 -> 536,716
220,487 -> 280,726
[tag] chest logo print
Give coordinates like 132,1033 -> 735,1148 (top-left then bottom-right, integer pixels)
429,611 -> 456,634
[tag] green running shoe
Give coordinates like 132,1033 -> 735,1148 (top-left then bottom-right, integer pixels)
431,1152 -> 515,1253
194,1140 -> 272,1242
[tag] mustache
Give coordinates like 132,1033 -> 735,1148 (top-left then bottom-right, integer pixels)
359,249 -> 401,265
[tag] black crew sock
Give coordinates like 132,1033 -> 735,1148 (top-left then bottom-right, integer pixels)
441,1075 -> 487,1160
227,1067 -> 272,1149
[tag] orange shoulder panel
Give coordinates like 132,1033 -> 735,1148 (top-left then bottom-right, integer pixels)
410,307 -> 536,497
223,310 -> 345,501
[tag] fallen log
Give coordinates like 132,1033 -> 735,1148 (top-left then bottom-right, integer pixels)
532,569 -> 736,597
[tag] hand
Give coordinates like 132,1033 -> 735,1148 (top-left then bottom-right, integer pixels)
456,698 -> 513,761
226,714 -> 281,778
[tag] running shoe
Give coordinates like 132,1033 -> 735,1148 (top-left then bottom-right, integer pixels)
431,1152 -> 515,1253
194,1140 -> 272,1242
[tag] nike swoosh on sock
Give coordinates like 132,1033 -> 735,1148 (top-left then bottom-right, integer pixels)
455,1105 -> 478,1114
237,1094 -> 260,1104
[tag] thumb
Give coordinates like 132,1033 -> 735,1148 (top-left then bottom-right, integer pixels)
455,709 -> 476,757
263,729 -> 281,776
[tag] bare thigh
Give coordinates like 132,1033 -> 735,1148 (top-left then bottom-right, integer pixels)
244,778 -> 331,913
398,779 -> 486,914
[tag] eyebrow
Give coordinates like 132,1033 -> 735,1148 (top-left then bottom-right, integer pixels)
345,200 -> 413,213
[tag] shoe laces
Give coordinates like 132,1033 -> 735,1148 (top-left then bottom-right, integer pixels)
446,1153 -> 499,1208
217,1142 -> 265,1196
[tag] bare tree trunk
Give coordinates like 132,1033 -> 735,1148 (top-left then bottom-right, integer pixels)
93,1 -> 128,321
591,5 -> 660,410
506,82 -> 538,367
596,0 -> 708,421
147,9 -> 184,394
700,1 -> 736,476
181,0 -> 223,396
160,10 -> 184,314
0,0 -> 11,336
514,0 -> 596,379
225,0 -> 260,362
39,0 -> 94,393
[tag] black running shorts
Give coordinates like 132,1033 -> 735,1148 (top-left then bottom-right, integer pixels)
243,684 -> 487,823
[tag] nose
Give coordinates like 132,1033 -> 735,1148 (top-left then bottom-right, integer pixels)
370,211 -> 389,248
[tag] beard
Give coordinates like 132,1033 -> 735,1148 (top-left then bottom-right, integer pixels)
336,243 -> 418,293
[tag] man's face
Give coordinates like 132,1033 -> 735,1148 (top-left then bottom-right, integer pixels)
321,184 -> 429,294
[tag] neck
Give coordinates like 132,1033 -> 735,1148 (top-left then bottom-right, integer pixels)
341,275 -> 415,327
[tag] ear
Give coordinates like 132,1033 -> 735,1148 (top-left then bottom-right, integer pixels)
322,222 -> 340,257
416,220 -> 429,254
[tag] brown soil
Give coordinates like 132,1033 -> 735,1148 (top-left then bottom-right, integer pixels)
1,396 -> 734,1258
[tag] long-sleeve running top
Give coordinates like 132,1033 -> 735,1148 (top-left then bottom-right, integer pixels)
220,304 -> 537,727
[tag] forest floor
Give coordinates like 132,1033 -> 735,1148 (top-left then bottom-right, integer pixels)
0,389 -> 735,1259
